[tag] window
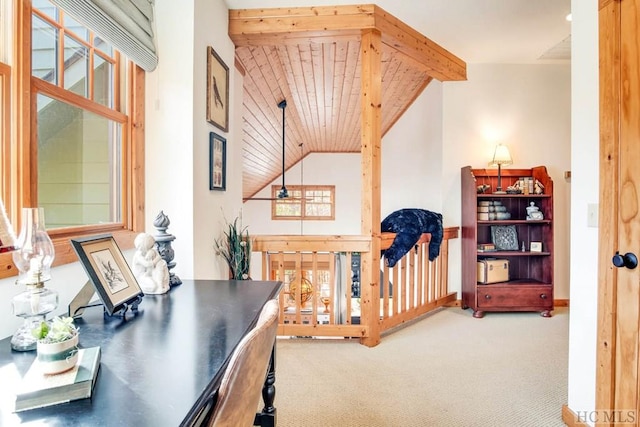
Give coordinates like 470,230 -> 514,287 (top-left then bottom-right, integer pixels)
272,185 -> 335,220
0,0 -> 144,279
32,1 -> 124,228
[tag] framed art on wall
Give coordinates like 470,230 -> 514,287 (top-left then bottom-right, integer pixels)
70,235 -> 143,315
210,132 -> 226,191
206,46 -> 229,132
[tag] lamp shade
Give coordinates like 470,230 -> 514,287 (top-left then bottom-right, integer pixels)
488,144 -> 513,166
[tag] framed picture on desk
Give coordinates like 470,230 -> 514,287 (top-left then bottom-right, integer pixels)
71,235 -> 143,315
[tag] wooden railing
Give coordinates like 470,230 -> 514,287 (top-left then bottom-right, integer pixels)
252,227 -> 458,346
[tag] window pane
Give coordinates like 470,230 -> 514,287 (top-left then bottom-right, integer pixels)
94,35 -> 113,57
32,15 -> 57,84
32,0 -> 57,21
276,204 -> 302,217
274,188 -> 302,217
64,34 -> 88,96
37,94 -> 122,228
93,53 -> 113,107
305,189 -> 332,217
63,14 -> 88,42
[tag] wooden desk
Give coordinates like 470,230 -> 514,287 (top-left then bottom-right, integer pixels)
0,279 -> 282,426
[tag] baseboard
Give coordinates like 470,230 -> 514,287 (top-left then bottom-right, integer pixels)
562,404 -> 590,427
449,299 -> 569,308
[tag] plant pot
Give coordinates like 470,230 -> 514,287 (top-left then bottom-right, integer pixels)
36,333 -> 79,375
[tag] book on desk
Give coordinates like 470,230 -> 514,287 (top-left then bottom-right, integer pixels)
14,346 -> 101,413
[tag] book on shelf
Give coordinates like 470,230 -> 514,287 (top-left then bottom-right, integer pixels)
14,346 -> 101,413
477,243 -> 496,252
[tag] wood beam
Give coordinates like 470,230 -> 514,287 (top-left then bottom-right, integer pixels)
374,6 -> 466,81
228,4 -> 466,82
359,28 -> 382,347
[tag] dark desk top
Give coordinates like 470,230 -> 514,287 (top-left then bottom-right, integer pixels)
0,279 -> 281,426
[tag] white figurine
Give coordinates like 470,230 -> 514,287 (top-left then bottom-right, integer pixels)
132,233 -> 170,294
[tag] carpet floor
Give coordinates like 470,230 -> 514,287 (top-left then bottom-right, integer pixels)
273,307 -> 569,427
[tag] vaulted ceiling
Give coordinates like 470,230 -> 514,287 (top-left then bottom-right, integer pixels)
228,5 -> 466,201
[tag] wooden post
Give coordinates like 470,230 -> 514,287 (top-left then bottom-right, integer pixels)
359,28 -> 382,347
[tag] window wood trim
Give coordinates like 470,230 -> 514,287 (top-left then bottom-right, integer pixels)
271,185 -> 335,220
0,1 -> 144,280
0,62 -> 10,210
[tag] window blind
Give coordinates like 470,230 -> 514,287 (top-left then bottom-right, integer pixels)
49,0 -> 158,71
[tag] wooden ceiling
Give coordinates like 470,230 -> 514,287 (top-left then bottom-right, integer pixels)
229,5 -> 466,201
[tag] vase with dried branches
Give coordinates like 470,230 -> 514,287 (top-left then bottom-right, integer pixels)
214,216 -> 252,280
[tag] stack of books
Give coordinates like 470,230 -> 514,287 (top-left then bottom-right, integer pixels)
477,243 -> 497,252
13,346 -> 101,413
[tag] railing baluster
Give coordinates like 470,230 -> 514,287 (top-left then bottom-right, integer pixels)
253,229 -> 457,345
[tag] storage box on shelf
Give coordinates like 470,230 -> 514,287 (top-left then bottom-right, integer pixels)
461,165 -> 554,318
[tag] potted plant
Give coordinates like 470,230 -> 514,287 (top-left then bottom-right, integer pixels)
214,215 -> 252,280
32,316 -> 79,374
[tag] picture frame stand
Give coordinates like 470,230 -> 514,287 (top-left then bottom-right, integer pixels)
69,280 -> 143,320
68,280 -> 100,318
106,295 -> 143,319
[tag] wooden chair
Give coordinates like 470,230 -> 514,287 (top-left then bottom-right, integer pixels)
208,299 -> 279,427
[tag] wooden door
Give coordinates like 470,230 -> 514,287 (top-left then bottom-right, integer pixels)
597,0 -> 640,423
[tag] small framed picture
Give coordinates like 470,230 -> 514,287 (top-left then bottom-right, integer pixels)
491,225 -> 519,251
206,46 -> 229,132
71,235 -> 143,315
210,132 -> 226,191
530,241 -> 543,252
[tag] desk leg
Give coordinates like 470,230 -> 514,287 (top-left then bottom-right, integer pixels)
255,344 -> 276,427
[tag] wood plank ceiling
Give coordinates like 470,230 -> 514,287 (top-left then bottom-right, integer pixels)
229,5 -> 467,201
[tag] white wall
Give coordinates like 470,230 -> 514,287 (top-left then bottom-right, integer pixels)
146,0 -> 241,280
243,153 -> 362,235
567,0 -> 599,420
381,81 -> 444,216
443,63 -> 571,299
145,0 -> 196,279
192,0 -> 244,278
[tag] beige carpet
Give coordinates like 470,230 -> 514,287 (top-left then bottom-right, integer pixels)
273,307 -> 569,427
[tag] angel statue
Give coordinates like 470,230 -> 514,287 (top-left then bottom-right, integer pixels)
132,233 -> 170,294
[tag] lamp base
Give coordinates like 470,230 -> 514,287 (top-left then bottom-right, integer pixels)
11,315 -> 46,351
493,190 -> 507,194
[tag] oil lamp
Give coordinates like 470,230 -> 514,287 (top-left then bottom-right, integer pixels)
10,208 -> 58,351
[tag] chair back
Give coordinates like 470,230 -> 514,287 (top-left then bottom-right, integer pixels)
208,299 -> 279,427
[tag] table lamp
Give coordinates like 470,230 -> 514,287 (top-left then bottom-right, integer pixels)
10,207 -> 58,351
488,144 -> 513,194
